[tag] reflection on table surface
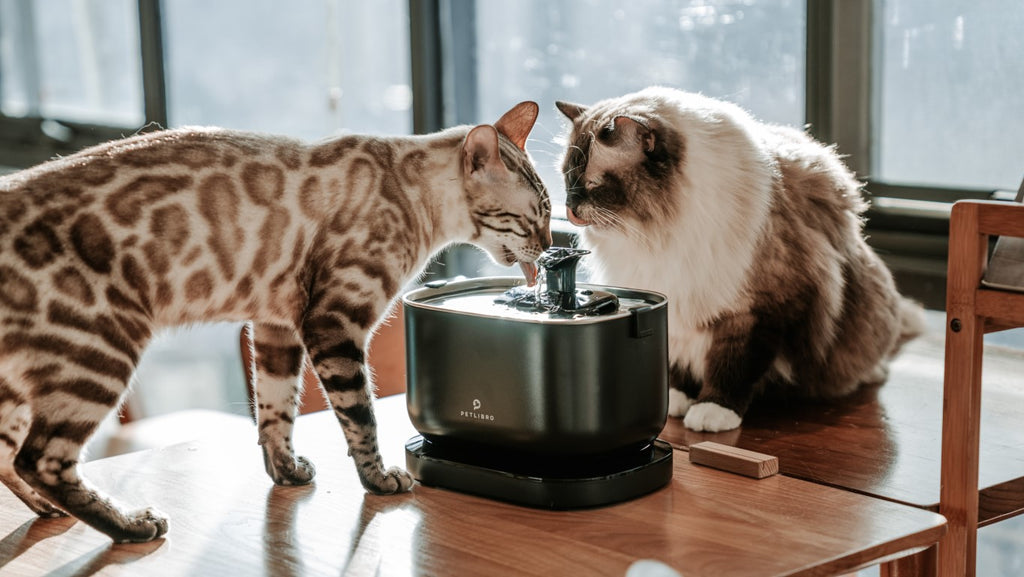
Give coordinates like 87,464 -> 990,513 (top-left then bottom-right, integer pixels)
0,395 -> 944,577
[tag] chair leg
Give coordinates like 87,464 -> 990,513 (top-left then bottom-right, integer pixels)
938,311 -> 984,576
938,200 -> 989,576
881,546 -> 938,577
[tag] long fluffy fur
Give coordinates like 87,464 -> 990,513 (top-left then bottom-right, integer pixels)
558,87 -> 924,432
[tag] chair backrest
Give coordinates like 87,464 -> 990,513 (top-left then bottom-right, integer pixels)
982,175 -> 1024,292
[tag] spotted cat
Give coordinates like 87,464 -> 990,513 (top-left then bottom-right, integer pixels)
0,101 -> 550,542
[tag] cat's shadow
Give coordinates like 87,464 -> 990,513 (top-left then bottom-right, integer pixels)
47,541 -> 164,577
0,515 -> 76,567
0,516 -> 163,577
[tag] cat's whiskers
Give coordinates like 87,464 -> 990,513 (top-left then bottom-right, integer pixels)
562,154 -> 587,191
528,120 -> 560,142
525,135 -> 558,152
525,147 -> 559,161
591,206 -> 653,249
566,166 -> 586,191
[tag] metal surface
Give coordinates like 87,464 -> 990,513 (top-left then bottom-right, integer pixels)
403,277 -> 668,456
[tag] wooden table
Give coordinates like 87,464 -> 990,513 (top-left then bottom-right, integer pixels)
659,323 -> 1024,527
0,396 -> 944,577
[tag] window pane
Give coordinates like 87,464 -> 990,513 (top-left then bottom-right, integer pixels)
475,0 -> 806,209
877,1 -> 1024,190
0,0 -> 143,125
164,0 -> 411,139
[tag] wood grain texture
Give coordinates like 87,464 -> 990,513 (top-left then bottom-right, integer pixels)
976,199 -> 1024,238
0,396 -> 944,577
689,441 -> 779,479
880,546 -> 937,577
660,318 -> 1024,523
975,288 -> 1024,328
938,199 -> 987,577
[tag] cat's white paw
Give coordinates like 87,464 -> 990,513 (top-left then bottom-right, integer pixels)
683,402 -> 742,432
668,389 -> 695,417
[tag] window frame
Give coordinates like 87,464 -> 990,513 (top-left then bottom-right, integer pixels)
803,0 -> 1001,308
0,0 -> 166,168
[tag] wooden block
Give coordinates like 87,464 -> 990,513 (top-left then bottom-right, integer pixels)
689,441 -> 779,479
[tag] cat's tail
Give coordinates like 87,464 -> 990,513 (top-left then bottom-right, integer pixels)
889,296 -> 928,358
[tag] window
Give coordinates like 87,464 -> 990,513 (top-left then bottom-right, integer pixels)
472,0 -> 806,210
162,0 -> 411,138
0,0 -> 411,171
0,0 -> 413,421
0,0 -> 143,126
876,0 -> 1024,191
3,1 -> 1024,408
3,1 -> 1019,289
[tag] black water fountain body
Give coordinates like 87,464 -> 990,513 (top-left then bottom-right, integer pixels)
402,247 -> 673,510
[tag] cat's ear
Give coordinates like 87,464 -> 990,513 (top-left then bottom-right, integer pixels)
556,101 -> 588,122
613,116 -> 656,153
494,101 -> 539,151
463,125 -> 506,177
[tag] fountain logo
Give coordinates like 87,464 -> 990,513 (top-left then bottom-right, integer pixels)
460,398 -> 495,421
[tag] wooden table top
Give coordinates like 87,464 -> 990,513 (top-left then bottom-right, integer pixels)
660,322 -> 1024,524
0,396 -> 944,577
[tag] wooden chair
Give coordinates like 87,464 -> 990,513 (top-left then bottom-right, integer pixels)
940,199 -> 1024,575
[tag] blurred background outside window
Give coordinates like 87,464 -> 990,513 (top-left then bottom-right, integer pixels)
0,0 -> 1022,420
877,0 -> 1023,190
474,0 -> 805,211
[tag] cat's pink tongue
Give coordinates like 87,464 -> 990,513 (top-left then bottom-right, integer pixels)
520,261 -> 539,286
566,207 -> 590,227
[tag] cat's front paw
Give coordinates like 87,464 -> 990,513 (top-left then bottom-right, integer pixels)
114,508 -> 169,543
683,402 -> 742,432
264,451 -> 317,486
668,388 -> 695,417
359,466 -> 415,495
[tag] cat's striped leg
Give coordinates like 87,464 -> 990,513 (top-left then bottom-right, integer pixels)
301,319 -> 413,495
0,378 -> 64,517
248,322 -> 315,486
13,363 -> 167,543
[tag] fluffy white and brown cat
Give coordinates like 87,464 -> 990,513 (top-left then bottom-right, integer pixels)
556,87 -> 923,432
0,102 -> 550,542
